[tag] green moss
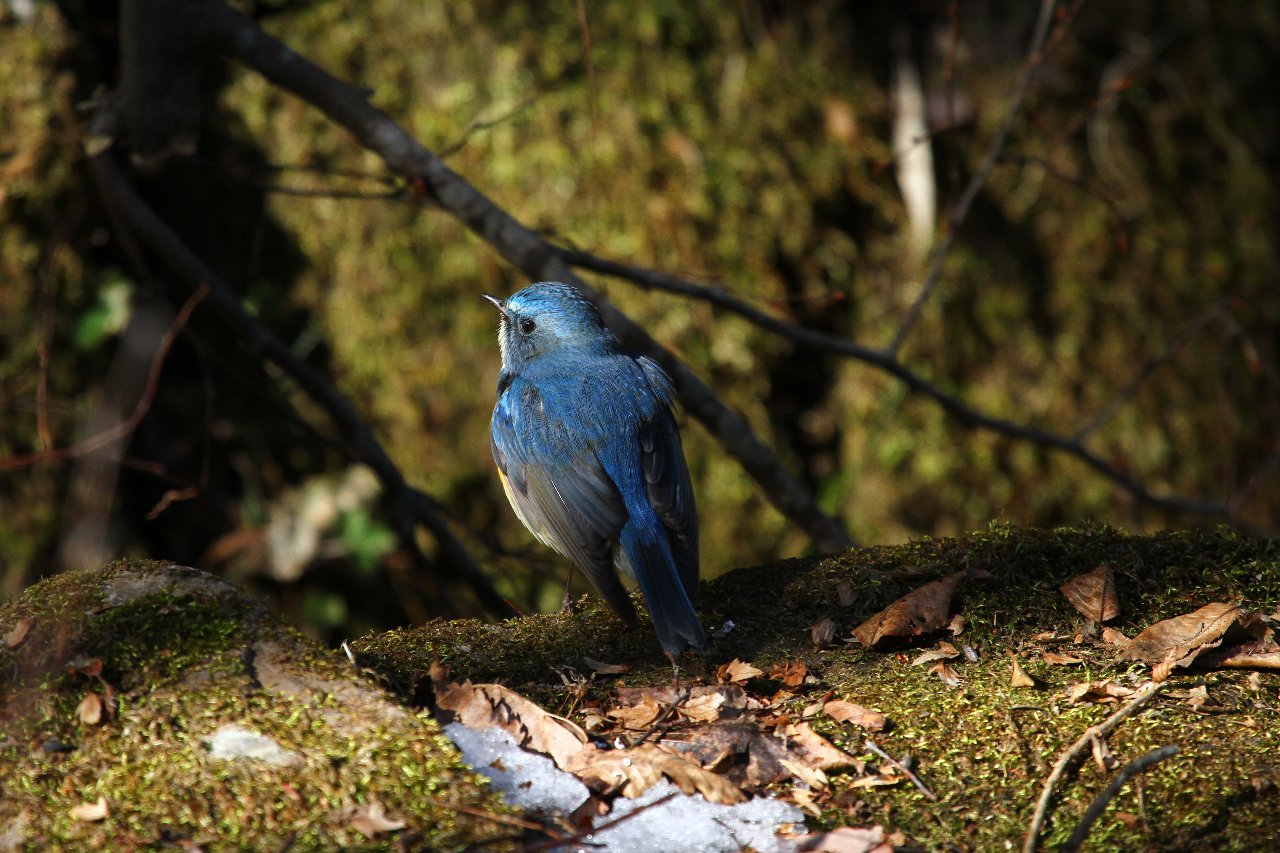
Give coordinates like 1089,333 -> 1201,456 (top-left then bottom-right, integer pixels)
0,561 -> 514,851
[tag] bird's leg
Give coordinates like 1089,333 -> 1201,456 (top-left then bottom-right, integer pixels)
560,565 -> 577,613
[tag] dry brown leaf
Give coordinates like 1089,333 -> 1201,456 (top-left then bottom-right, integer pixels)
1008,653 -> 1036,688
823,700 -> 887,732
77,691 -> 103,725
853,570 -> 973,648
569,745 -> 664,797
948,615 -> 968,636
1065,679 -> 1135,704
1121,603 -> 1260,673
1043,651 -> 1084,666
837,582 -> 857,608
1152,658 -> 1176,683
792,825 -> 890,853
770,659 -> 810,687
607,697 -> 662,730
1101,626 -> 1130,648
1184,684 -> 1213,712
569,743 -> 746,804
788,785 -> 824,817
848,772 -> 904,790
780,757 -> 829,790
616,684 -> 751,719
1195,640 -> 1280,671
718,658 -> 765,683
930,661 -> 961,688
782,722 -> 863,772
68,657 -> 104,678
660,720 -> 793,787
811,617 -> 838,648
1089,732 -> 1117,772
910,647 -> 959,667
583,656 -> 630,675
680,690 -> 730,723
4,616 -> 33,649
1060,565 -> 1121,622
346,801 -> 406,838
431,663 -> 586,768
70,797 -> 109,822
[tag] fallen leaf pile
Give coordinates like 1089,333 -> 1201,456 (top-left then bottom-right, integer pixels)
425,562 -> 1275,846
1043,565 -> 1280,692
429,658 -> 898,822
1117,602 -> 1275,681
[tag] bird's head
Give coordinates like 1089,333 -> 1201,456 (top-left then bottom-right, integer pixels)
485,281 -> 617,370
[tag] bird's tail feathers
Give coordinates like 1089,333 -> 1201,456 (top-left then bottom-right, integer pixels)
618,523 -> 707,656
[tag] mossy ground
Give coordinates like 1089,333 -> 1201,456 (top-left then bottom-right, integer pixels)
0,560 -> 511,852
355,524 -> 1280,850
3,528 -> 1276,850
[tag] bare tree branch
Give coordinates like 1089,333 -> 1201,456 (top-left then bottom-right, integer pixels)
197,0 -> 854,552
0,286 -> 206,471
1074,302 -> 1223,443
89,150 -> 516,619
890,0 -> 1060,354
560,248 -> 1237,521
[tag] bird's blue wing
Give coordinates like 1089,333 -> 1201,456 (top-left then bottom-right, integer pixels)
636,358 -> 700,601
491,386 -> 636,621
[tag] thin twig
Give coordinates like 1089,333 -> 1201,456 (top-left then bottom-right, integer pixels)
1023,680 -> 1169,853
89,151 -> 515,619
196,0 -> 853,552
865,738 -> 936,801
422,796 -> 569,840
1060,744 -> 1180,852
438,95 -> 542,158
526,791 -> 680,852
0,286 -> 207,471
1074,301 -> 1224,442
562,248 -> 1235,520
890,0 -> 1059,354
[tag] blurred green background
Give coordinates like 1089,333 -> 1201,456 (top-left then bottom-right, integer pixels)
2,1 -> 1277,642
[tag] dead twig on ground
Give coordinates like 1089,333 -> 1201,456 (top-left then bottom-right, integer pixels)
1060,744 -> 1180,853
1023,680 -> 1169,853
865,738 -> 936,801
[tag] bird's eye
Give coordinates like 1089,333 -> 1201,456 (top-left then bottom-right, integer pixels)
519,318 -> 536,335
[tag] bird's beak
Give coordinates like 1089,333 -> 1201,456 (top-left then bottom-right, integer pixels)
482,293 -> 511,320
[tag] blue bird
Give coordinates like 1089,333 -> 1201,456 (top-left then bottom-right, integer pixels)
485,282 -> 707,658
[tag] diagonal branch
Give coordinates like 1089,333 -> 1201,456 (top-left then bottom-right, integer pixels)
198,0 -> 854,552
90,150 -> 516,619
890,0 -> 1060,354
1024,679 -> 1168,853
1061,744 -> 1180,853
560,248 -> 1236,521
0,286 -> 206,471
